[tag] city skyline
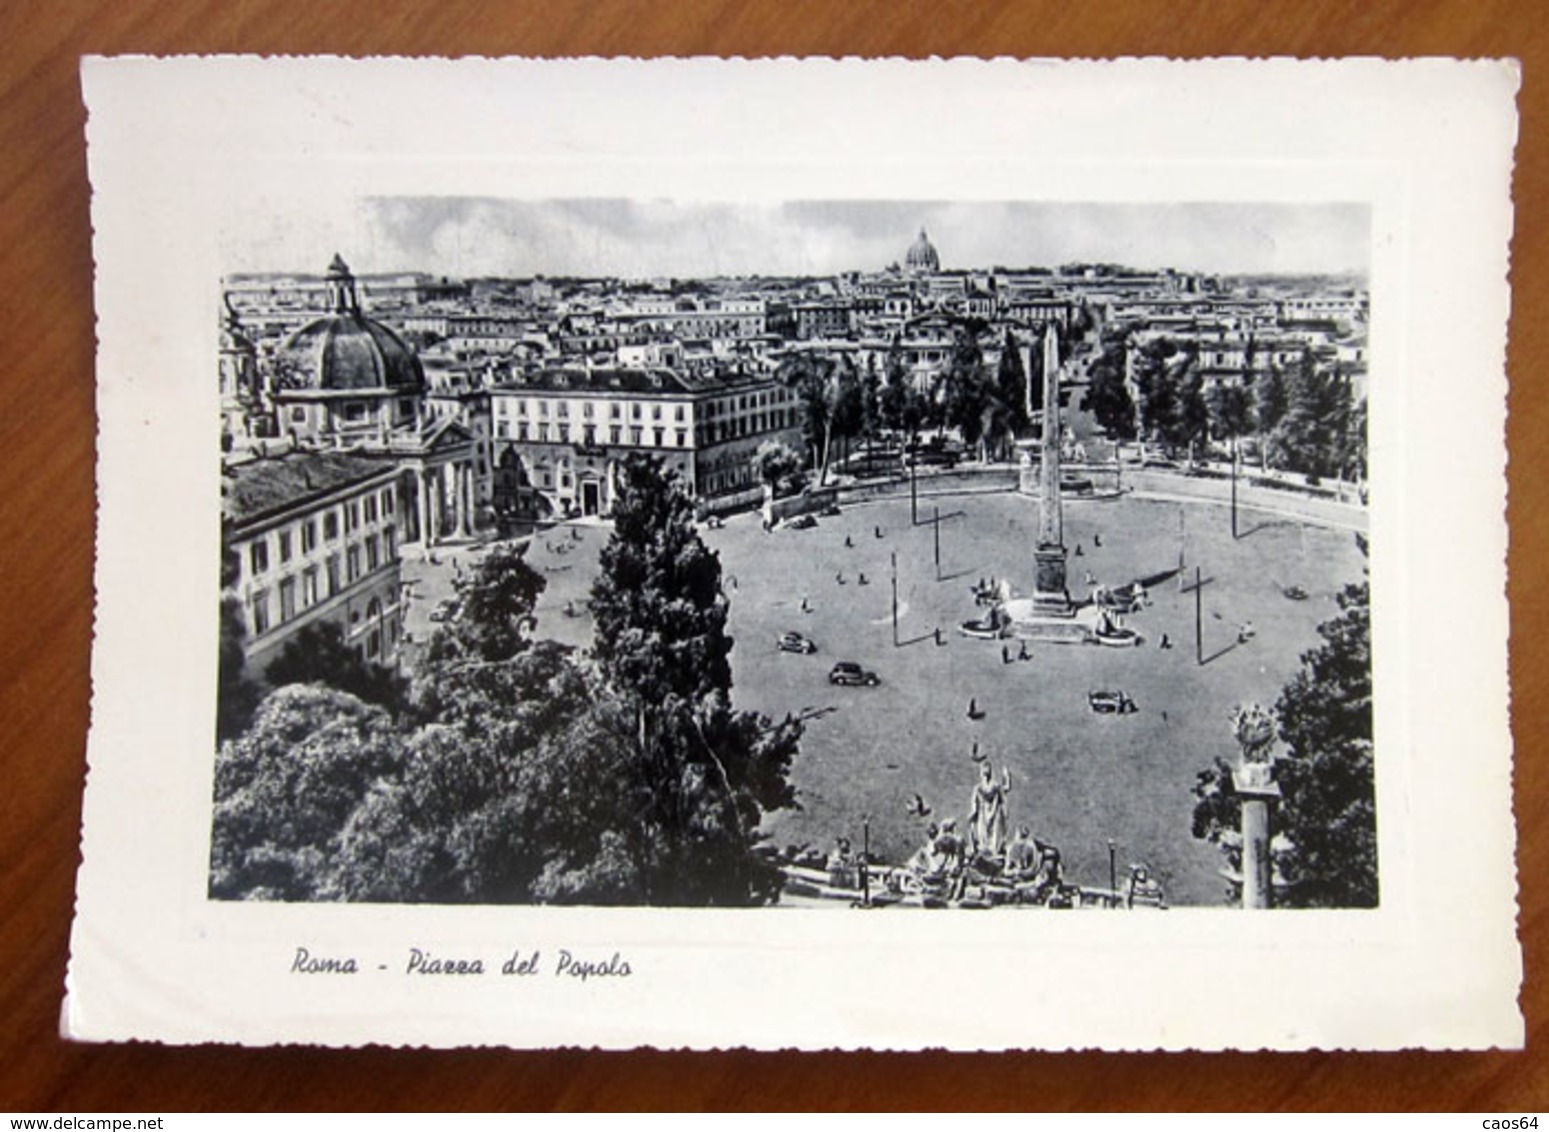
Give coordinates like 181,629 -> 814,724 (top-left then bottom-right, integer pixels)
222,199 -> 1372,282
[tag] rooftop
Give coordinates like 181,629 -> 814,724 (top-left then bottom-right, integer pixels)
492,366 -> 769,397
223,450 -> 392,527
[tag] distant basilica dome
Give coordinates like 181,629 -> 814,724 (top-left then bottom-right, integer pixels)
905,227 -> 940,274
274,254 -> 424,393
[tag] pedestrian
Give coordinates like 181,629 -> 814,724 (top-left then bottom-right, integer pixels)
1159,633 -> 1172,650
801,597 -> 811,614
1018,640 -> 1030,662
934,627 -> 944,646
967,697 -> 980,720
836,572 -> 846,585
1074,543 -> 1084,557
845,534 -> 854,548
874,525 -> 883,539
857,572 -> 869,586
1002,644 -> 1011,665
1094,532 -> 1102,548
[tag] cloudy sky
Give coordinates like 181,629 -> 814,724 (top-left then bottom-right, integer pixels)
225,198 -> 1370,280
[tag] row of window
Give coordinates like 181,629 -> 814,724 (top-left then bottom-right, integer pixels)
495,421 -> 694,449
246,488 -> 396,577
247,528 -> 396,635
493,408 -> 797,449
493,388 -> 792,424
499,398 -> 690,423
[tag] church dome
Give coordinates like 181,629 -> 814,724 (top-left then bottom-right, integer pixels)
905,227 -> 940,273
274,255 -> 425,393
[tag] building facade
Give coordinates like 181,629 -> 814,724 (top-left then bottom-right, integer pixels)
223,451 -> 405,678
487,366 -> 803,522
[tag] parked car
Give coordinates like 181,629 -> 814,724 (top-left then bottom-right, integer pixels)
778,631 -> 818,654
429,598 -> 460,623
829,661 -> 880,687
784,513 -> 818,530
1088,689 -> 1137,714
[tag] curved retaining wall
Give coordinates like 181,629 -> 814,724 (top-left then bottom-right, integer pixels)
826,463 -> 1366,533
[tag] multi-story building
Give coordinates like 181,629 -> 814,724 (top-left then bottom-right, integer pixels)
259,255 -> 482,549
610,297 -> 767,342
222,450 -> 405,677
487,366 -> 803,522
793,300 -> 854,341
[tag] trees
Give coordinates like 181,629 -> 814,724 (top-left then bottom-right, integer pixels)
1190,579 -> 1376,908
1253,363 -> 1291,469
751,439 -> 804,497
589,455 -> 802,904
216,543 -> 261,742
1270,357 -> 1357,482
1205,378 -> 1256,455
942,325 -> 991,457
776,351 -> 863,485
1270,580 -> 1376,907
210,684 -> 404,900
591,456 -> 733,703
265,620 -> 408,715
1082,332 -> 1137,442
214,458 -> 802,908
985,329 -> 1031,459
880,337 -> 925,445
334,646 -> 604,903
217,593 -> 262,743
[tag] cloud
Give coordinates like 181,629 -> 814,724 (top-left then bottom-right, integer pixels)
225,198 -> 1369,278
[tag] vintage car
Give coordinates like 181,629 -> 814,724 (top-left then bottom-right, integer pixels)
784,513 -> 818,530
1088,689 -> 1137,714
777,631 -> 818,654
829,661 -> 881,687
429,598 -> 460,623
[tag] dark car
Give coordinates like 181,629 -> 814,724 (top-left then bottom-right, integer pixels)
829,661 -> 880,687
784,513 -> 818,530
1088,689 -> 1137,714
778,631 -> 818,654
429,598 -> 460,623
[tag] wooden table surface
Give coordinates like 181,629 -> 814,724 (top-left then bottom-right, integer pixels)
3,0 -> 1545,1111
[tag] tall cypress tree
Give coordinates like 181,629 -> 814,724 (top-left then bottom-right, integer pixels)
589,456 -> 802,904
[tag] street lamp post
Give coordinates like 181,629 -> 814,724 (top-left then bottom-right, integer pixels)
910,454 -> 918,526
933,505 -> 941,581
1195,565 -> 1204,666
1230,440 -> 1239,540
890,550 -> 899,647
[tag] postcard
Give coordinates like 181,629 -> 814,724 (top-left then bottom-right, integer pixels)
69,56 -> 1522,1050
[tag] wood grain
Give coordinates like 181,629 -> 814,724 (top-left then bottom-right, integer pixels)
1,0 -> 1543,1110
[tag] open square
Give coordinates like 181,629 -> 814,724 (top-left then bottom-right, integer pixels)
409,482 -> 1367,907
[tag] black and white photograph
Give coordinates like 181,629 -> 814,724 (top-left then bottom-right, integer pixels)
213,200 -> 1373,912
69,57 -> 1520,1051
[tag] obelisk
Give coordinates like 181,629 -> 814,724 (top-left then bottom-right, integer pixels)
1032,323 -> 1072,616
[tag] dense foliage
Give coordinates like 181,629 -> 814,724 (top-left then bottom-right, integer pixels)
212,456 -> 801,906
1191,579 -> 1376,908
